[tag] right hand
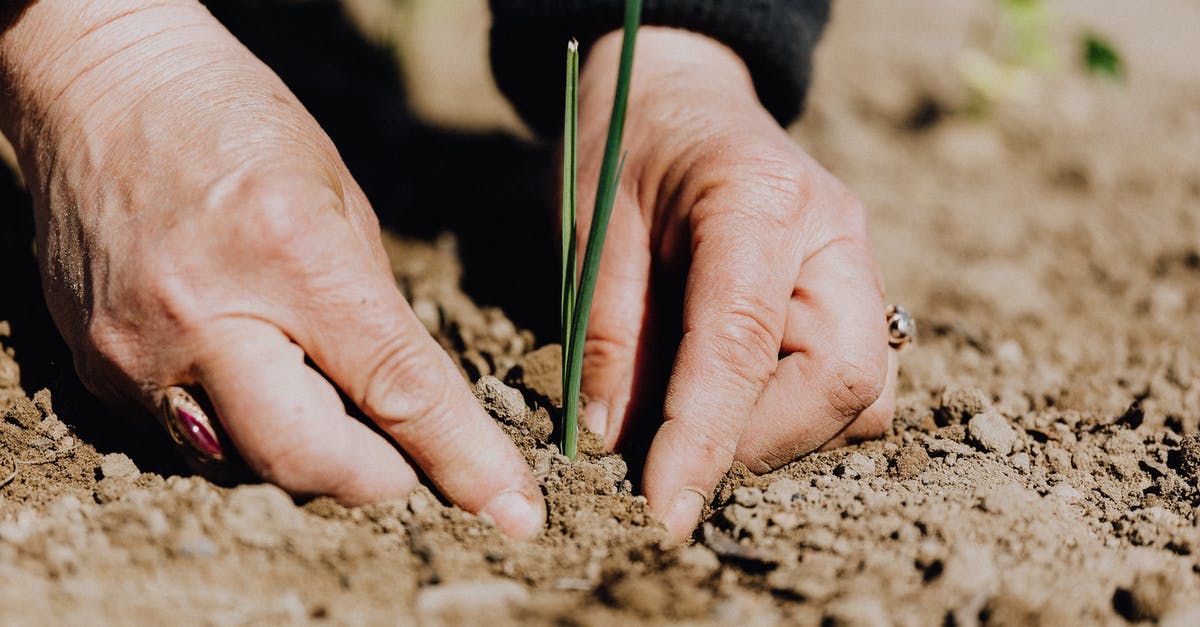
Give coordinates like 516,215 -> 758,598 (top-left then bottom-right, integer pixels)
0,0 -> 544,538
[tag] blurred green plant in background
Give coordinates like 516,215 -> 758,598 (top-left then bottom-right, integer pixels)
959,0 -> 1124,113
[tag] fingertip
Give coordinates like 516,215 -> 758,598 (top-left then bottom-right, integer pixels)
481,488 -> 547,540
581,399 -> 609,444
658,487 -> 706,544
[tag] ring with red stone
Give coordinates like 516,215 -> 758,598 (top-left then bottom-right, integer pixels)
161,386 -> 226,463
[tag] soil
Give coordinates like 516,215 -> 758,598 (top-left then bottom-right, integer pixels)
3,0 -> 1200,624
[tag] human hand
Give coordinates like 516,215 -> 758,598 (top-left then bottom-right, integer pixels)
575,28 -> 897,542
0,0 -> 544,537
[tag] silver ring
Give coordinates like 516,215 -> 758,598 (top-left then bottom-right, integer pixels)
887,304 -> 915,350
161,386 -> 227,463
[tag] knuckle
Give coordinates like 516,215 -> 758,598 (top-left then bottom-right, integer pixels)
706,304 -> 782,387
227,172 -> 344,260
677,422 -> 739,468
358,335 -> 452,431
581,328 -> 635,372
819,355 -> 886,421
254,431 -> 343,494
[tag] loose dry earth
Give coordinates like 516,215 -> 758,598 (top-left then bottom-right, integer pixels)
2,0 -> 1199,624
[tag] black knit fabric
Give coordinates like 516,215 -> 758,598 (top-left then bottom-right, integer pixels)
489,0 -> 830,137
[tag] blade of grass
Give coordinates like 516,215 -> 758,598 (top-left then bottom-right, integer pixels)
561,39 -> 580,402
562,0 -> 642,460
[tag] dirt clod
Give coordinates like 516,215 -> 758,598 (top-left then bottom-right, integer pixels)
967,411 -> 1018,455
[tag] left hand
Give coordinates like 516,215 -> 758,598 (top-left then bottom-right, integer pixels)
574,27 -> 898,543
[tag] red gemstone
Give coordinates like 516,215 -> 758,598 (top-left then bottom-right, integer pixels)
176,406 -> 224,461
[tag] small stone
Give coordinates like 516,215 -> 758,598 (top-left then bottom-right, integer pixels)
837,453 -> 877,478
892,445 -> 930,480
763,478 -> 802,505
823,595 -> 890,627
99,453 -> 139,480
37,416 -> 70,441
221,484 -> 303,549
473,376 -> 527,424
1049,483 -> 1085,502
721,504 -> 757,530
937,385 -> 991,424
769,511 -> 801,531
676,545 -> 721,577
732,487 -> 763,507
966,411 -> 1017,455
1011,452 -> 1032,472
804,528 -> 837,551
594,455 -> 628,487
1045,446 -> 1073,474
175,536 -> 219,558
1178,434 -> 1200,481
995,340 -> 1025,367
416,580 -> 528,619
486,316 -> 518,344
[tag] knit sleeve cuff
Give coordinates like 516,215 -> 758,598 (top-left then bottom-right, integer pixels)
489,0 -> 830,137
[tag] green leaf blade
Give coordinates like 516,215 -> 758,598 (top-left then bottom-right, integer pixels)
562,0 -> 642,460
561,39 -> 580,410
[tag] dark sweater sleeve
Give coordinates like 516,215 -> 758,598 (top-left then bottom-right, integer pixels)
488,0 -> 831,137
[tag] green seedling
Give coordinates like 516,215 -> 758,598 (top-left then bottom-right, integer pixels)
560,0 -> 642,460
1081,33 -> 1123,80
961,0 -> 1125,112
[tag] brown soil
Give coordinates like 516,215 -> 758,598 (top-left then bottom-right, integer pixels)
3,0 -> 1200,624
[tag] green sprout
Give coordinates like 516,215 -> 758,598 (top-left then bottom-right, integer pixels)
561,0 -> 642,460
1081,33 -> 1123,80
961,0 -> 1125,112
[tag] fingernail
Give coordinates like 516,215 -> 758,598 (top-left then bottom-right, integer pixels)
663,488 -> 706,544
481,490 -> 545,540
582,400 -> 609,441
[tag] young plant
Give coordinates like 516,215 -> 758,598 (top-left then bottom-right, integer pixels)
561,0 -> 642,460
1081,33 -> 1123,81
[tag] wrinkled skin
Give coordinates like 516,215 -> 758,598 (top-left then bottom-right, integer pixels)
577,29 -> 896,541
0,1 -> 894,543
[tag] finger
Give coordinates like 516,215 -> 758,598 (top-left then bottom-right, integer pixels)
195,319 -> 420,502
578,196 -> 655,448
736,238 -> 890,471
643,187 -> 801,543
818,347 -> 898,451
295,269 -> 546,539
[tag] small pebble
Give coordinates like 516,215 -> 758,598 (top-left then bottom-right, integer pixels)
837,453 -> 877,479
416,580 -> 528,617
676,545 -> 721,576
938,385 -> 991,423
967,411 -> 1018,455
99,453 -> 139,480
764,478 -> 802,505
733,487 -> 763,507
473,376 -> 527,423
1049,483 -> 1085,503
